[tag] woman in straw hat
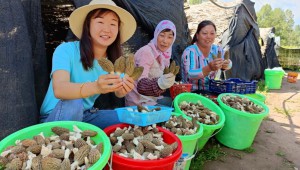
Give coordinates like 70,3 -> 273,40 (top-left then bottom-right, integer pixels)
40,0 -> 136,129
125,20 -> 176,106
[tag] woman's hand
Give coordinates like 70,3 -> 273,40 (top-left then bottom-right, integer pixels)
222,59 -> 231,70
95,74 -> 123,94
209,58 -> 223,71
115,75 -> 135,98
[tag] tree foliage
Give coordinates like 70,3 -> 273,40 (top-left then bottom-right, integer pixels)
257,4 -> 300,47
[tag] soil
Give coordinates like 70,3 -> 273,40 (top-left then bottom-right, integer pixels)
202,72 -> 300,170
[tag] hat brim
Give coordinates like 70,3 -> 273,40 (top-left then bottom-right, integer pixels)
69,4 -> 136,43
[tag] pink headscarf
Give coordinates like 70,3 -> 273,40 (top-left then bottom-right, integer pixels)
148,20 -> 176,67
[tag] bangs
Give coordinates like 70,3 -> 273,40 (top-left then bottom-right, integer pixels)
92,9 -> 120,22
160,28 -> 174,36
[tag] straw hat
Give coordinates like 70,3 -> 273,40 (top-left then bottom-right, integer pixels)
69,0 -> 136,43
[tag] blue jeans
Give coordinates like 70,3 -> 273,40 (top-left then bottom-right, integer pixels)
40,99 -> 121,129
156,96 -> 173,107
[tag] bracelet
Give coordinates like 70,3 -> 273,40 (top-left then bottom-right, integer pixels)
80,82 -> 87,98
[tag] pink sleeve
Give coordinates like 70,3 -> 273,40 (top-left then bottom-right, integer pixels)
134,46 -> 154,80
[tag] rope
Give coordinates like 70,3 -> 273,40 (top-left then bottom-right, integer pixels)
208,0 -> 239,9
208,0 -> 257,23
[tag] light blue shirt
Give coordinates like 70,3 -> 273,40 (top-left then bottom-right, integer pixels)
40,41 -> 107,115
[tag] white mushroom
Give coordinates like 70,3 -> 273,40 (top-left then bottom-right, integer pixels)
25,151 -> 36,169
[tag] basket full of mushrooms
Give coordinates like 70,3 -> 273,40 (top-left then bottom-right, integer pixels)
0,121 -> 111,170
115,105 -> 173,127
103,123 -> 182,170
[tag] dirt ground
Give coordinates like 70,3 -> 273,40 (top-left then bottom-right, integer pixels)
202,72 -> 300,170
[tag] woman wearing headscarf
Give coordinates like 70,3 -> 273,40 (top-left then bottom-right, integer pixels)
40,0 -> 136,129
125,20 -> 176,106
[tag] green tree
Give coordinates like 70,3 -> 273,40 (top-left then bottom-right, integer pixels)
292,25 -> 300,46
257,4 -> 300,47
257,4 -> 272,26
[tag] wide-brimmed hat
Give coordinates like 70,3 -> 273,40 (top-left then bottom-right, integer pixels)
69,0 -> 136,43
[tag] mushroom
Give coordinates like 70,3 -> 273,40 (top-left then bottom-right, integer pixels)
114,56 -> 126,75
98,58 -> 114,74
124,54 -> 135,76
130,67 -> 144,80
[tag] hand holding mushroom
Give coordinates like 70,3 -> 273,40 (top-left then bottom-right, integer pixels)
97,54 -> 144,81
97,54 -> 144,96
210,51 -> 224,71
221,50 -> 232,70
158,61 -> 180,90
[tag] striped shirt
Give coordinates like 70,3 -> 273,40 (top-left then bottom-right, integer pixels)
181,44 -> 224,91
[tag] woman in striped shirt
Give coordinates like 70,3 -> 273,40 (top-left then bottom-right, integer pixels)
181,20 -> 232,91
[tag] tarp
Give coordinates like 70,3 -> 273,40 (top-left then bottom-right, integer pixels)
113,0 -> 190,60
221,0 -> 264,81
260,27 -> 280,70
71,0 -> 190,108
0,0 -> 48,140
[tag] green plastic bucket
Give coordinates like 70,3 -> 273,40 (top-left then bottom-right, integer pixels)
216,93 -> 269,150
171,112 -> 203,170
174,93 -> 225,150
0,121 -> 111,170
245,93 -> 266,103
264,69 -> 285,89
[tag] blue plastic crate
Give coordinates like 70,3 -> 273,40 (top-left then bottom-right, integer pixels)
115,106 -> 173,126
209,78 -> 257,94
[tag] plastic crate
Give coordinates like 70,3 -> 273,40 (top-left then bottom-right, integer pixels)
170,84 -> 192,99
115,106 -> 173,126
209,78 -> 257,94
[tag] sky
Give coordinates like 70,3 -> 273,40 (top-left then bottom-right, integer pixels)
222,0 -> 300,26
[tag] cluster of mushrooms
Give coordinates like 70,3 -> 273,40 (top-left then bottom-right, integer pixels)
159,115 -> 199,135
212,50 -> 230,60
126,105 -> 161,113
179,101 -> 220,125
98,54 -> 143,80
109,124 -> 178,160
163,61 -> 180,75
0,126 -> 102,170
221,95 -> 265,113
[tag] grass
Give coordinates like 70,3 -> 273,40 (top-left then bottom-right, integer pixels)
276,150 -> 285,157
190,144 -> 226,170
230,152 -> 243,159
256,80 -> 268,94
276,150 -> 296,168
243,147 -> 256,153
274,107 -> 285,114
274,107 -> 292,116
286,99 -> 298,103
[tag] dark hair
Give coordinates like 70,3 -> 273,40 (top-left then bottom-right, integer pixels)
80,9 -> 121,70
160,28 -> 174,36
191,20 -> 216,44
